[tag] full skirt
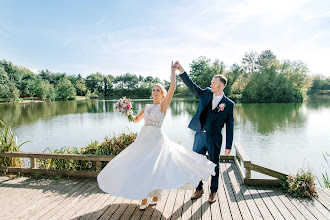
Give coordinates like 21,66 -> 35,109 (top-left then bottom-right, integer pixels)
97,126 -> 216,200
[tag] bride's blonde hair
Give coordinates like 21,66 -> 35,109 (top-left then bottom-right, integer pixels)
153,83 -> 167,99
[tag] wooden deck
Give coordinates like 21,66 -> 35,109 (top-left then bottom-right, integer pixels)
1,161 -> 329,220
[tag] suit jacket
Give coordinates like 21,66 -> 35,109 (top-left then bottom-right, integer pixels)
179,72 -> 234,150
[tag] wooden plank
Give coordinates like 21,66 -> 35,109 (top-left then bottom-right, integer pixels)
247,163 -> 287,180
322,188 -> 330,197
4,167 -> 100,178
0,177 -> 36,201
98,197 -> 125,220
163,189 -> 179,219
0,178 -> 72,217
229,160 -> 266,220
267,187 -> 307,220
0,179 -> 48,217
0,176 -> 10,183
217,163 -> 233,220
118,199 -> 139,220
191,186 -> 202,220
254,186 -> 285,220
180,189 -> 193,220
150,189 -> 170,219
297,197 -> 330,220
52,181 -> 101,220
38,180 -> 94,220
106,197 -> 132,220
22,179 -> 93,220
219,155 -> 235,161
272,188 -> 317,220
234,142 -> 251,163
170,189 -> 185,220
67,190 -> 106,219
209,185 -> 223,220
246,186 -> 275,219
0,151 -> 115,161
234,157 -> 245,183
34,179 -> 94,220
223,162 -> 255,220
79,193 -> 113,220
1,178 -> 75,219
130,198 -> 148,220
316,189 -> 330,210
243,178 -> 281,187
201,182 -> 212,220
86,195 -> 119,220
219,162 -> 243,220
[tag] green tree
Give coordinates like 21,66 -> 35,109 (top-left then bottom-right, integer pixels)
86,72 -> 104,94
74,80 -> 87,96
103,75 -> 113,96
36,81 -> 56,101
56,79 -> 76,100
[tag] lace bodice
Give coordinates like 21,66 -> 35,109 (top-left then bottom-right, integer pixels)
144,104 -> 165,127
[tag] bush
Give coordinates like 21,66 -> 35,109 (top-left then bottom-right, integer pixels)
281,168 -> 318,199
36,81 -> 56,101
36,130 -> 137,171
0,120 -> 28,167
56,79 -> 76,100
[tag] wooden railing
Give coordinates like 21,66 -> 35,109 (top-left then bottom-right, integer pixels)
0,151 -> 114,178
233,142 -> 287,187
1,143 -> 287,186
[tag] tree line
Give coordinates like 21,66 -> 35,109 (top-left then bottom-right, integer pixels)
1,50 -> 329,103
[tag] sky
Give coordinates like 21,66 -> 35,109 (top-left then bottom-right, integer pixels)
0,0 -> 329,80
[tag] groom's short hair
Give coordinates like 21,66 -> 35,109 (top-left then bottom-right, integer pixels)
213,75 -> 227,87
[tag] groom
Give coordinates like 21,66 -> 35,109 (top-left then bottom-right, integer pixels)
175,61 -> 234,203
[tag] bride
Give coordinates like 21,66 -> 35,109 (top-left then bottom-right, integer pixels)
97,62 -> 216,210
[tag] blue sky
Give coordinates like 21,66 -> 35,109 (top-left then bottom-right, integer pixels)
1,0 -> 329,79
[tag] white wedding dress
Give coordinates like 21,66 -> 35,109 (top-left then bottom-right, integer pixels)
97,104 -> 216,200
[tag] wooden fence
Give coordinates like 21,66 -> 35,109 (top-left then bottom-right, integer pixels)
0,142 -> 287,186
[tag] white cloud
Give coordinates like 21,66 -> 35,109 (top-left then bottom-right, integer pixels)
96,16 -> 108,25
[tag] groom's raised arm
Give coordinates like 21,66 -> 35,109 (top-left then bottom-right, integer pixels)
175,62 -> 205,98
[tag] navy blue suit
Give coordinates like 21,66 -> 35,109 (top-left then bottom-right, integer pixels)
180,72 -> 234,192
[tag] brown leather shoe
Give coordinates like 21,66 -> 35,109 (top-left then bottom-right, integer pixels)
191,189 -> 204,200
208,192 -> 217,203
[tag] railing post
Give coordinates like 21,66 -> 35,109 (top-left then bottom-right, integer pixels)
244,161 -> 251,179
30,157 -> 36,169
96,161 -> 101,171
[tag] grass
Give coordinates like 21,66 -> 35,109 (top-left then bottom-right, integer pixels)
317,152 -> 330,188
0,120 -> 29,167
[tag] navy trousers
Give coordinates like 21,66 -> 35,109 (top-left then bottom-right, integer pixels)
193,131 -> 220,193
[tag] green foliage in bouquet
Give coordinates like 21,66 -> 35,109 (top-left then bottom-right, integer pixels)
280,168 -> 318,199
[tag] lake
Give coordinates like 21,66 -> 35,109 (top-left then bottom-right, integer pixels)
1,97 -> 329,180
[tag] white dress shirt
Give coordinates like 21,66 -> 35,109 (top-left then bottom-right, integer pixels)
212,94 -> 223,110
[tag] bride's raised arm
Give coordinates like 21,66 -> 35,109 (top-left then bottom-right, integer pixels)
160,62 -> 176,114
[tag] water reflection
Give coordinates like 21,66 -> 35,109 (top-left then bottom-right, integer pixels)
236,103 -> 306,134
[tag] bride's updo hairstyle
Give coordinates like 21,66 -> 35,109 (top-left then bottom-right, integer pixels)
153,83 -> 167,99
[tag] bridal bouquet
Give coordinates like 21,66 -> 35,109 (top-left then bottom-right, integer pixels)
116,96 -> 134,122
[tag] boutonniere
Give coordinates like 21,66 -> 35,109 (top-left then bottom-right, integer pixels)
217,103 -> 226,112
